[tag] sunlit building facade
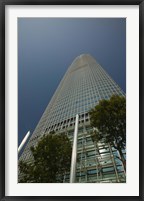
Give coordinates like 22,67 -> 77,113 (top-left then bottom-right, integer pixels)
19,54 -> 126,183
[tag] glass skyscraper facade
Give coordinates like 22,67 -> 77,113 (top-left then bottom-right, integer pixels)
19,54 -> 126,183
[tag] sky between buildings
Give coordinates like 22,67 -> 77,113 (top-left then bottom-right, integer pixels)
18,18 -> 126,145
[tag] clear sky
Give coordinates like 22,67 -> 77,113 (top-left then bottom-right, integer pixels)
18,18 -> 126,145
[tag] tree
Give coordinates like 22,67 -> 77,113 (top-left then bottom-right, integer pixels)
89,95 -> 126,171
19,133 -> 72,183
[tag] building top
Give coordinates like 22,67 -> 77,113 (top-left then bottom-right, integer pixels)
69,54 -> 97,72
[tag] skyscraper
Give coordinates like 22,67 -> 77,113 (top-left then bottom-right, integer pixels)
19,54 -> 126,183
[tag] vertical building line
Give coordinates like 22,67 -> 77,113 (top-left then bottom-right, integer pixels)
70,114 -> 79,183
18,131 -> 30,154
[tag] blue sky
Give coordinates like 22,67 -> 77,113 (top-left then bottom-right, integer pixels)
18,18 -> 126,145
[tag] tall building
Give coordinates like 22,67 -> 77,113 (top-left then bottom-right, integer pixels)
19,54 -> 126,183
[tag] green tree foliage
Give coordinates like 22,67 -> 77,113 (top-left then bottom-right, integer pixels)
19,133 -> 72,183
89,95 -> 126,171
